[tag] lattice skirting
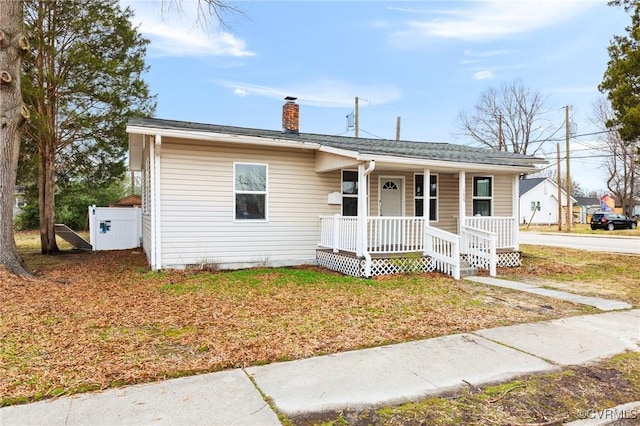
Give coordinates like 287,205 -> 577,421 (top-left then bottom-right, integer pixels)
461,251 -> 522,268
497,251 -> 522,267
317,250 -> 435,277
318,249 -> 522,278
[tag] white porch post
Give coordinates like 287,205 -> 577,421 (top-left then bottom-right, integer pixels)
458,171 -> 466,256
458,171 -> 466,233
423,168 -> 430,256
357,161 -> 375,276
356,163 -> 365,257
423,168 -> 430,221
512,175 -> 520,250
332,214 -> 340,253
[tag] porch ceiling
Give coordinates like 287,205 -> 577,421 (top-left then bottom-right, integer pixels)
315,150 -> 540,174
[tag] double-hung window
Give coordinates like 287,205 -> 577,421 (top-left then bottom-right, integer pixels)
414,174 -> 438,220
234,163 -> 267,220
472,176 -> 492,216
342,170 -> 358,216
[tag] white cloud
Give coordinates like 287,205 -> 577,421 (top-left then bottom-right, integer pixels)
473,70 -> 495,80
389,1 -> 598,44
464,49 -> 513,58
121,0 -> 254,57
216,79 -> 402,108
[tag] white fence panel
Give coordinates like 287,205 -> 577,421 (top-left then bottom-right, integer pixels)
89,206 -> 142,251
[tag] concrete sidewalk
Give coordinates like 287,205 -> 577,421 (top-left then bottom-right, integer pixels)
2,297 -> 638,425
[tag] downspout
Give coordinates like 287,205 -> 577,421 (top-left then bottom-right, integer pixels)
153,135 -> 162,270
512,175 -> 520,251
358,160 -> 375,277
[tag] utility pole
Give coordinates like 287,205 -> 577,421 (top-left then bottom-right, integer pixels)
565,105 -> 571,232
396,116 -> 401,141
355,96 -> 359,138
557,143 -> 562,231
498,114 -> 503,151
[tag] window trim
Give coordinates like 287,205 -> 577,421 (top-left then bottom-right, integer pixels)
341,169 -> 359,216
233,162 -> 268,222
472,175 -> 493,217
414,173 -> 438,222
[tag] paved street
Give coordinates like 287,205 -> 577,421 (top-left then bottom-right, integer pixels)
519,232 -> 640,255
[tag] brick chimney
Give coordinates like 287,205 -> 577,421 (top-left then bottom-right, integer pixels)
282,96 -> 299,135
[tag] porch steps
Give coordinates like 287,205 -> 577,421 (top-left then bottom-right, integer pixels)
459,259 -> 478,278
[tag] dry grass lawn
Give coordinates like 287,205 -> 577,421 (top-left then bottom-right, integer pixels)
0,232 -> 603,406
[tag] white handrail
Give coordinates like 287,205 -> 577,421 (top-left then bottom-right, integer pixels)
461,225 -> 497,276
423,226 -> 460,280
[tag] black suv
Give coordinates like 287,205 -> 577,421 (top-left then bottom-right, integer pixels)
590,212 -> 638,231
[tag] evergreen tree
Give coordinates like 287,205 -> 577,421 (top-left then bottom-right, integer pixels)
600,0 -> 640,141
21,0 -> 156,254
599,0 -> 640,216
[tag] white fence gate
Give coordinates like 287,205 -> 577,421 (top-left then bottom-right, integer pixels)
89,205 -> 142,251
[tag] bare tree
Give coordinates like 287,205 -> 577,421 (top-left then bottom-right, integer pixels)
456,80 -> 561,156
592,97 -> 638,216
531,168 -> 585,198
0,1 -> 30,276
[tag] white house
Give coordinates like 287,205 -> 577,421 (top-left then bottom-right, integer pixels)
519,177 -> 576,225
127,98 -> 546,279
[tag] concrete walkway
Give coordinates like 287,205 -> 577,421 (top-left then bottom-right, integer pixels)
2,285 -> 638,425
467,276 -> 633,311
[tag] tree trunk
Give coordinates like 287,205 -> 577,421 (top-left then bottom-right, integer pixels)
39,145 -> 58,254
0,1 -> 29,275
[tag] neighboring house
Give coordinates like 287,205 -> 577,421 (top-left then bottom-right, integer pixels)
519,178 -> 576,226
127,98 -> 546,279
110,194 -> 142,208
574,196 -> 600,224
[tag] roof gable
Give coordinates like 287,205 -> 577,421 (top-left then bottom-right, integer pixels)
519,177 -> 547,196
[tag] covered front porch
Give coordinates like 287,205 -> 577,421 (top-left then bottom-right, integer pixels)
314,159 -> 523,279
317,215 -> 521,278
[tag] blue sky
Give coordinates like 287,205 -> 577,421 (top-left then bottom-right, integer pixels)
121,0 -> 627,193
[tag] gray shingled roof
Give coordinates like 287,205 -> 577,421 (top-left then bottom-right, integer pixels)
128,117 -> 545,168
519,177 -> 547,196
574,196 -> 600,207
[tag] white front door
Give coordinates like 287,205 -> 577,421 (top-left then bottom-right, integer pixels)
379,177 -> 403,216
378,177 -> 404,249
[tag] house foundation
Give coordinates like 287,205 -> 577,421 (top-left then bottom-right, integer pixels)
316,249 -> 521,278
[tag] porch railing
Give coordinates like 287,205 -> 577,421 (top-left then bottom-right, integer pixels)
367,217 -> 425,253
463,216 -> 517,249
319,215 -> 358,252
319,215 -> 460,279
460,225 -> 497,276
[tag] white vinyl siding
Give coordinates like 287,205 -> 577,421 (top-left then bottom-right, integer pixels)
156,138 -> 339,269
